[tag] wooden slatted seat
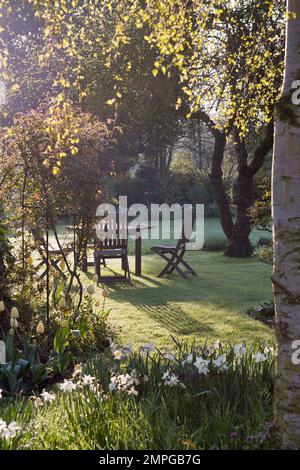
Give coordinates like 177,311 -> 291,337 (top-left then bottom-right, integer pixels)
151,228 -> 197,279
94,212 -> 131,283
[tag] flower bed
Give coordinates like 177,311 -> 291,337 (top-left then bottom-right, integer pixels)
0,338 -> 275,450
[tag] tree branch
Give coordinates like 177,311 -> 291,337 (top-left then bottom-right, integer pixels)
248,120 -> 274,177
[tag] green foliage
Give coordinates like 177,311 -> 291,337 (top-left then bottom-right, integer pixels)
51,324 -> 72,378
247,301 -> 274,327
254,243 -> 273,266
110,172 -> 216,209
0,339 -> 275,450
203,237 -> 228,252
0,335 -> 47,394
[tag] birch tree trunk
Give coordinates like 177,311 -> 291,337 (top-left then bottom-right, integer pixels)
272,0 -> 300,449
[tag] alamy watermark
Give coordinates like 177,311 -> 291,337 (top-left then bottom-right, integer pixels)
96,196 -> 204,250
291,80 -> 300,105
291,340 -> 300,365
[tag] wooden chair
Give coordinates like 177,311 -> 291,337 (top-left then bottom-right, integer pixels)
151,228 -> 197,278
94,214 -> 131,283
81,237 -> 106,273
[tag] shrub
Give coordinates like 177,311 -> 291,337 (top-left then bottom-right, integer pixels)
203,237 -> 228,252
254,239 -> 273,265
109,172 -> 217,209
246,301 -> 275,327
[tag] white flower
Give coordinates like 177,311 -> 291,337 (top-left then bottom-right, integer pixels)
40,390 -> 56,403
194,357 -> 210,375
59,379 -> 77,393
109,381 -> 117,392
0,420 -> 20,440
114,350 -> 124,360
253,352 -> 267,363
119,373 -> 132,386
6,422 -> 20,438
109,371 -> 140,395
264,346 -> 274,355
186,353 -> 194,364
81,374 -> 96,386
32,396 -> 43,407
0,419 -> 6,432
234,344 -> 246,357
213,354 -> 228,372
141,342 -> 155,353
182,353 -> 194,366
162,370 -> 184,387
128,387 -> 138,396
0,388 -> 3,399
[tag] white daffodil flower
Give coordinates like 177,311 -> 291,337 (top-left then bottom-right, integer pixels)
253,352 -> 267,363
40,390 -> 56,403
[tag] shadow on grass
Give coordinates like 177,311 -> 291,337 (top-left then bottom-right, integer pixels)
107,281 -> 212,335
83,251 -> 272,342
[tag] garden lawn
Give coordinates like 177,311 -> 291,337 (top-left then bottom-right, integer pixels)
86,250 -> 273,349
20,217 -> 273,349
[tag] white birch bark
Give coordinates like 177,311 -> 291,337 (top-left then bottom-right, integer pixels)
272,0 -> 300,449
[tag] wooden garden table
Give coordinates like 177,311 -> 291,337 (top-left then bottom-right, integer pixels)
128,223 -> 152,276
67,221 -> 151,276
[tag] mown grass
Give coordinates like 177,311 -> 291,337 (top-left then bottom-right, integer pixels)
85,250 -> 273,349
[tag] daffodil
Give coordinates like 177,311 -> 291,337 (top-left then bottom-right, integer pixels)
234,344 -> 246,357
162,371 -> 184,388
194,357 -> 210,375
113,350 -> 123,360
253,352 -> 267,363
40,390 -> 56,403
81,374 -> 96,386
58,379 -> 77,393
0,420 -> 21,440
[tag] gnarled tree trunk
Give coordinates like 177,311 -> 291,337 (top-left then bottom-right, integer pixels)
225,124 -> 274,257
225,130 -> 253,257
272,0 -> 300,449
209,131 -> 234,240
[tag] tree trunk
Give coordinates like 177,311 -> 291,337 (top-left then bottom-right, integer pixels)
225,131 -> 253,257
225,122 -> 274,257
225,175 -> 253,257
272,0 -> 300,449
209,131 -> 234,239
